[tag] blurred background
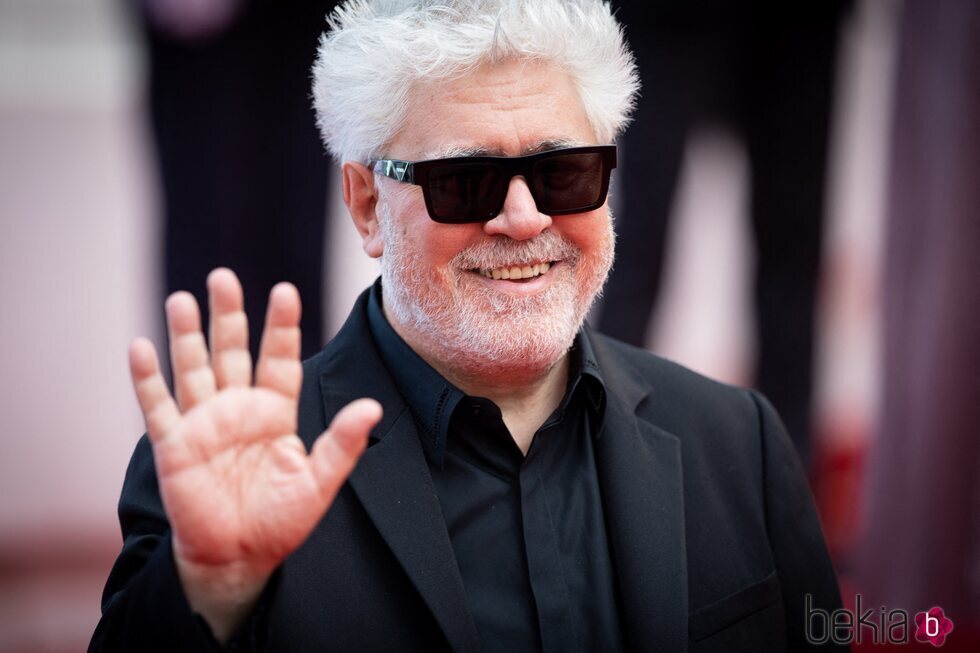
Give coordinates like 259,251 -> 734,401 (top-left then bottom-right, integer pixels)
0,0 -> 976,651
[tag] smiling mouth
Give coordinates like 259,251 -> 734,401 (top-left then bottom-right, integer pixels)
473,261 -> 553,281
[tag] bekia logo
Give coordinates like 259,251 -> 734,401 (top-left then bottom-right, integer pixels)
914,607 -> 955,647
805,594 -> 955,647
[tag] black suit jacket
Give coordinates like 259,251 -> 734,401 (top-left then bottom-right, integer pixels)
91,287 -> 845,652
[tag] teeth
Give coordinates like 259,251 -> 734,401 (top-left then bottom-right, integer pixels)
478,261 -> 552,280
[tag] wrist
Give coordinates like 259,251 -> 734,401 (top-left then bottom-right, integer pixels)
173,544 -> 273,644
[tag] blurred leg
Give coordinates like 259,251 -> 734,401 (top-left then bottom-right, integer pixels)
597,35 -> 693,346
149,2 -> 333,362
744,18 -> 841,464
856,0 -> 980,625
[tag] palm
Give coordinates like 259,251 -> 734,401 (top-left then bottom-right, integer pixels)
129,269 -> 380,577
156,387 -> 321,569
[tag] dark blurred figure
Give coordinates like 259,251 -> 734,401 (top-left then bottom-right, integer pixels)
136,0 -> 336,359
602,1 -> 851,465
855,0 -> 980,632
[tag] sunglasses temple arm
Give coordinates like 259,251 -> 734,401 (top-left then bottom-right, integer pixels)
374,159 -> 416,184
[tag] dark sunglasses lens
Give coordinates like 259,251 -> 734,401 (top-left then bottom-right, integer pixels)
427,163 -> 506,222
531,152 -> 606,213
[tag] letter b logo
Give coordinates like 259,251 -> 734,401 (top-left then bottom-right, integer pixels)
914,606 -> 954,647
805,594 -> 830,645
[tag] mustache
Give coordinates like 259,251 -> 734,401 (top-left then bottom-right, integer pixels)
450,231 -> 581,270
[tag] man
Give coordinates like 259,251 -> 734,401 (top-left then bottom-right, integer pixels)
91,1 -> 844,651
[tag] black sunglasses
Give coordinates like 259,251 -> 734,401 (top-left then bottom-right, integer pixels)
370,145 -> 617,224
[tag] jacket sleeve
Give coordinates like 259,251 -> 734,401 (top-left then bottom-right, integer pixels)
88,436 -> 271,653
750,390 -> 850,652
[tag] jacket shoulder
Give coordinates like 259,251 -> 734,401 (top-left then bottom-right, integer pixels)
589,330 -> 760,429
588,330 -> 780,505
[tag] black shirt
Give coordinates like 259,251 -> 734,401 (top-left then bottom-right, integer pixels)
366,282 -> 623,652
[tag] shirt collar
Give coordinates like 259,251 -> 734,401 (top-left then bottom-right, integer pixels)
572,320 -> 606,418
366,280 -> 465,463
366,279 -> 607,464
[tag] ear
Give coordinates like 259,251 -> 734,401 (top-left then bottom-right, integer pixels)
343,162 -> 384,258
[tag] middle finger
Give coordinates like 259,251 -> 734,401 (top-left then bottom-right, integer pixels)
207,268 -> 252,389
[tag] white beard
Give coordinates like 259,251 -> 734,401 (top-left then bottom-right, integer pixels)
378,199 -> 615,380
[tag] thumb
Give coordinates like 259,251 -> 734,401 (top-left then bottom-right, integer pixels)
310,398 -> 382,504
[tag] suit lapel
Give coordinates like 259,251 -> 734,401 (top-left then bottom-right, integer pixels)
314,291 -> 480,652
593,337 -> 688,653
347,408 -> 481,652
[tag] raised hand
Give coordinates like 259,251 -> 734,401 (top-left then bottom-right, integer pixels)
128,268 -> 381,641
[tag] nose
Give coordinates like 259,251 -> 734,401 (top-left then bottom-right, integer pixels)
483,176 -> 552,240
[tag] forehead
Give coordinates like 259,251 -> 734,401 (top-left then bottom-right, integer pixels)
387,58 -> 597,160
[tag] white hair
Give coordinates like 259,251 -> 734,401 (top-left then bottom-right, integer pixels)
312,0 -> 640,164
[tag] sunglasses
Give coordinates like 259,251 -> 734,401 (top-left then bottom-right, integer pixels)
370,145 -> 617,224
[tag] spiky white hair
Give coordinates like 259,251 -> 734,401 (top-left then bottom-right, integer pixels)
311,0 -> 640,164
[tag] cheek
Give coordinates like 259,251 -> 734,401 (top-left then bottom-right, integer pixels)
385,196 -> 457,264
561,211 -> 613,258
425,224 -> 486,268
